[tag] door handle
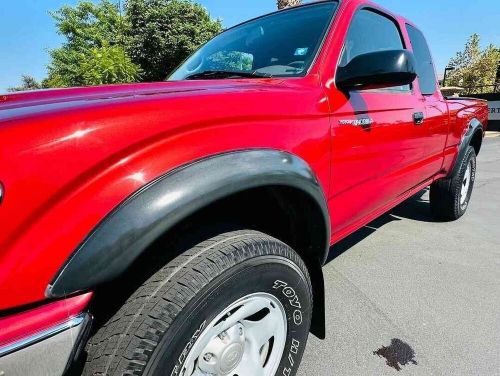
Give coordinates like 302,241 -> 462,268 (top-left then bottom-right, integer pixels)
413,112 -> 425,125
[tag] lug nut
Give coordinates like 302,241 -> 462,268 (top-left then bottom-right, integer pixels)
218,331 -> 228,340
203,353 -> 214,362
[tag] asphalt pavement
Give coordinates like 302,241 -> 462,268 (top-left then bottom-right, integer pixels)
299,135 -> 500,376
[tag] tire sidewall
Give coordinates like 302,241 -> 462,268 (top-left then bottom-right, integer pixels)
455,147 -> 477,216
146,255 -> 312,376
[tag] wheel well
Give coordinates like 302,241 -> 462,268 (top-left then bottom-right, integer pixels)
88,185 -> 328,340
470,129 -> 483,155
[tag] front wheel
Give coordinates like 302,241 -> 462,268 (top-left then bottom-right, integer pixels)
83,231 -> 313,376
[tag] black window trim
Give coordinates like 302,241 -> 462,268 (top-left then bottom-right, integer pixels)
335,5 -> 414,94
405,23 -> 438,96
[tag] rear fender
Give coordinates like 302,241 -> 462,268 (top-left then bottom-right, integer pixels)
450,118 -> 483,177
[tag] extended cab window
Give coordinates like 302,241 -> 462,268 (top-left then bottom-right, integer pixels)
170,2 -> 338,80
406,25 -> 437,95
340,9 -> 409,92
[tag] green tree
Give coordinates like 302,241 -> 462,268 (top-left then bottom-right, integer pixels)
51,0 -> 126,50
45,0 -> 139,87
447,34 -> 500,94
13,0 -> 222,90
8,75 -> 43,92
79,44 -> 142,85
125,0 -> 222,81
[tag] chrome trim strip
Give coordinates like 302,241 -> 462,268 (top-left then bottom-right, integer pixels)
0,314 -> 86,358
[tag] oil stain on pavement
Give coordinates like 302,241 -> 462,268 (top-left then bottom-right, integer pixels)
373,338 -> 417,371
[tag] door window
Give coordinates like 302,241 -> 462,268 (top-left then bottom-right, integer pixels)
340,9 -> 409,92
406,25 -> 437,95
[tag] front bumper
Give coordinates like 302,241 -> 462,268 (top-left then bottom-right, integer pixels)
0,313 -> 91,376
0,293 -> 93,376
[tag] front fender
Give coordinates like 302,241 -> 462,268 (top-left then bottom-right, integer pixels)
47,150 -> 330,297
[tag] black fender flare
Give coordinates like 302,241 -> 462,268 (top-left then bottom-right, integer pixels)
450,118 -> 483,178
47,150 -> 330,337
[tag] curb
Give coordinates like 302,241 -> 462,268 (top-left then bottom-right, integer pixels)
485,132 -> 500,138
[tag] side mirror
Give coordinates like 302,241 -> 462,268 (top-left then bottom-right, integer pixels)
336,50 -> 417,91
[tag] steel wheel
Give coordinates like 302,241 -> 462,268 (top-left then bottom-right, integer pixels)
179,293 -> 287,376
460,160 -> 473,209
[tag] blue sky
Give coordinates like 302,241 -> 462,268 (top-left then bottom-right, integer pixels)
1,0 -> 499,91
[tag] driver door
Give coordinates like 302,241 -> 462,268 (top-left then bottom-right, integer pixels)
327,8 -> 426,240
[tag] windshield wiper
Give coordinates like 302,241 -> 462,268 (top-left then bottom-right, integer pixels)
185,70 -> 272,80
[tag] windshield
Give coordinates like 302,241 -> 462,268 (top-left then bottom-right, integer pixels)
169,2 -> 338,80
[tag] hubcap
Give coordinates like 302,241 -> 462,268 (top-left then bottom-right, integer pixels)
460,161 -> 473,207
178,293 -> 287,376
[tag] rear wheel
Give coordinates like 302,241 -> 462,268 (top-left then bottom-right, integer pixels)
83,230 -> 312,376
430,146 -> 477,221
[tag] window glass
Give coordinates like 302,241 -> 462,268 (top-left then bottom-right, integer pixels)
340,9 -> 409,92
340,9 -> 405,66
205,51 -> 254,72
170,2 -> 338,80
406,25 -> 437,95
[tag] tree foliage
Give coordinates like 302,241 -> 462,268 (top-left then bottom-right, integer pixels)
8,75 -> 43,92
277,0 -> 302,10
51,0 -> 126,50
45,0 -> 139,87
125,0 -> 222,81
45,44 -> 142,87
14,0 -> 221,90
79,45 -> 142,85
447,34 -> 500,94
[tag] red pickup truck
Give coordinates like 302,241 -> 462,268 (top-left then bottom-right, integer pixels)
0,1 -> 488,375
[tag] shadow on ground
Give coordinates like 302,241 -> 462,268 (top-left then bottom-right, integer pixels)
326,188 -> 437,264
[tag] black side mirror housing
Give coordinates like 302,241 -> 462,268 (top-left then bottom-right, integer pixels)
336,50 -> 417,91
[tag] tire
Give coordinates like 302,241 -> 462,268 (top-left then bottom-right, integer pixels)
430,146 -> 477,221
82,230 -> 312,376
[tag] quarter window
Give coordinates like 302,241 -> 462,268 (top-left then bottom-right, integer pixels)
406,25 -> 437,95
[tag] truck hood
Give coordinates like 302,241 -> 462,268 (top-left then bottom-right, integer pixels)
0,79 -> 280,121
